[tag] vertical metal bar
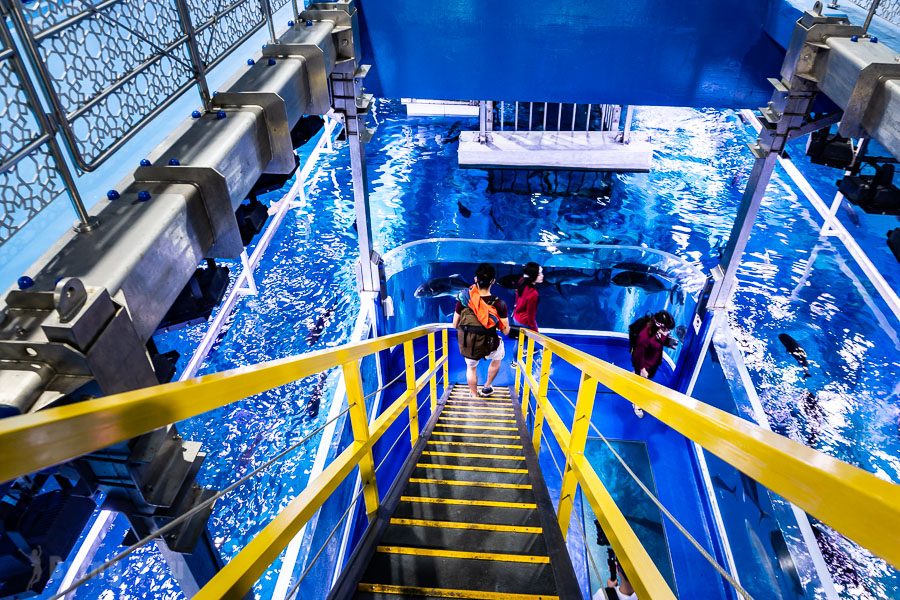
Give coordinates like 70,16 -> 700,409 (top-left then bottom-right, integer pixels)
260,0 -> 277,44
500,101 -> 504,131
542,102 -> 548,131
863,0 -> 881,33
821,138 -> 867,235
427,333 -> 437,413
557,371 -> 599,537
571,103 -> 577,131
441,329 -> 450,396
514,101 -> 519,132
530,351 -> 553,453
291,0 -> 300,22
556,103 -> 562,131
342,360 -> 380,519
622,105 -> 634,144
0,5 -> 95,230
710,151 -> 779,309
528,102 -> 533,131
403,341 -> 420,444
347,112 -> 377,291
514,328 -> 525,401
174,0 -> 211,107
585,104 -> 592,132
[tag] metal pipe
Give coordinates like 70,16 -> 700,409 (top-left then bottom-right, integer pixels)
542,102 -> 547,131
528,102 -> 533,131
514,101 -> 519,131
556,103 -> 562,131
862,0 -> 881,33
174,0 -> 212,107
260,0 -> 277,44
585,104 -> 591,132
622,105 -> 634,143
571,103 -> 577,131
499,101 -> 504,131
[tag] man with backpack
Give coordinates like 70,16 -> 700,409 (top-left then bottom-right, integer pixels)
453,264 -> 512,398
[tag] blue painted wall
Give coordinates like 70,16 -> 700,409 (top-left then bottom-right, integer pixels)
357,0 -> 789,108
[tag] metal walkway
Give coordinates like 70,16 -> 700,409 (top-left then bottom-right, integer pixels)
339,384 -> 579,600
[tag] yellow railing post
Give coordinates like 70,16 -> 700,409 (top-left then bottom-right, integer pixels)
427,333 -> 437,413
403,341 -> 420,444
520,336 -> 536,418
514,327 -> 525,398
441,328 -> 450,396
341,360 -> 380,519
557,370 -> 598,538
531,350 -> 553,453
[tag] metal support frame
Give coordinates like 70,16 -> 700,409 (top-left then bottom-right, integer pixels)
403,340 -> 420,444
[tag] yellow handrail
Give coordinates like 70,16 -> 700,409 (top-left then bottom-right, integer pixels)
515,327 -> 900,596
0,324 -> 450,484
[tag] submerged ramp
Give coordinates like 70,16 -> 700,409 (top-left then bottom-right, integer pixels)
345,384 -> 579,599
458,131 -> 653,171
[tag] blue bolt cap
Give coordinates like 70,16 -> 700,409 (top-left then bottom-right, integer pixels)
140,158 -> 151,167
213,91 -> 219,97
191,109 -> 202,119
305,19 -> 313,27
137,190 -> 152,202
216,110 -> 227,120
106,189 -> 120,200
871,36 -> 879,43
288,20 -> 294,27
247,58 -> 255,65
168,158 -> 180,166
17,276 -> 34,290
268,57 -> 276,66
851,35 -> 859,42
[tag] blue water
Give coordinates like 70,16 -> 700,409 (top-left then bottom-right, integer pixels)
44,99 -> 898,598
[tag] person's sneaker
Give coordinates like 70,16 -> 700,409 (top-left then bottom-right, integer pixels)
633,404 -> 644,418
481,386 -> 494,397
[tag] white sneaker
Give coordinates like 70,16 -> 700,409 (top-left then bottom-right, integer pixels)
633,404 -> 644,418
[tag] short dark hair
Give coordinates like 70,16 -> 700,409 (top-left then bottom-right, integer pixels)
523,262 -> 541,280
653,310 -> 675,329
475,263 -> 495,289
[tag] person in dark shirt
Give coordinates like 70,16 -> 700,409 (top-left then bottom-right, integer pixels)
629,310 -> 676,418
513,262 -> 543,332
453,264 -> 510,397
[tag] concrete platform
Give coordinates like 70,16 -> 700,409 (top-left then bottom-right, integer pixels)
458,130 -> 653,171
402,99 -> 480,117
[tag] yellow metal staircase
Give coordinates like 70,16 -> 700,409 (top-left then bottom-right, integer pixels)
350,384 -> 578,599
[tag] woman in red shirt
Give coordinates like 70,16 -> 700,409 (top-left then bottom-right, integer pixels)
630,310 -> 677,418
513,262 -> 543,331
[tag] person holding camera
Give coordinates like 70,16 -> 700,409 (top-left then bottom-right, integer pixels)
628,310 -> 677,418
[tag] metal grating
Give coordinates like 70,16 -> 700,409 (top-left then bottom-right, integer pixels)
847,0 -> 900,26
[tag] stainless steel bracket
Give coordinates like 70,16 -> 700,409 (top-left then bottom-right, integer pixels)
212,91 -> 294,174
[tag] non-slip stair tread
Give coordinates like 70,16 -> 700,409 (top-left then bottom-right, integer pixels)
404,481 -> 535,503
411,465 -> 532,486
380,522 -> 549,555
359,552 -> 558,596
356,585 -> 559,600
392,498 -> 544,527
416,452 -> 526,469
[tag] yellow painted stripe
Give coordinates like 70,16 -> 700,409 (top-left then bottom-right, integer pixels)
417,463 -> 529,474
440,416 -> 516,424
422,450 -> 524,461
442,411 -> 515,419
447,397 -> 511,403
408,477 -> 531,490
443,406 -> 514,413
434,424 -> 518,431
400,495 -> 536,509
376,545 -> 549,564
445,404 -> 513,410
390,517 -> 540,533
430,431 -> 521,440
357,583 -> 559,600
427,440 -> 522,449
